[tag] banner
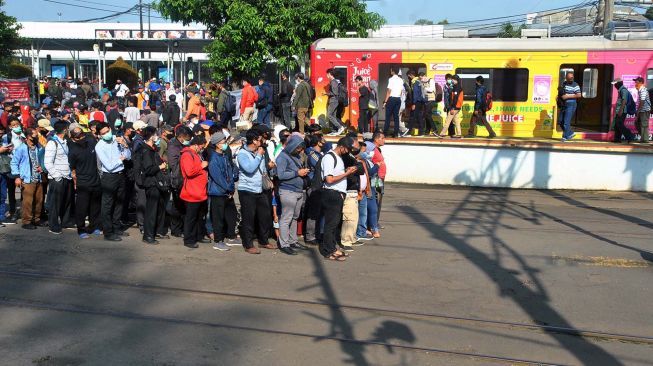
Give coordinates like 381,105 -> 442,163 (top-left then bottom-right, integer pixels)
532,75 -> 552,104
0,78 -> 30,102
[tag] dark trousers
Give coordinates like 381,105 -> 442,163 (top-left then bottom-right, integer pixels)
47,178 -> 73,232
135,185 -> 146,229
158,190 -> 171,236
468,111 -> 496,137
168,189 -> 185,236
358,108 -> 371,133
636,111 -> 650,142
4,173 -> 16,215
613,113 -> 635,142
319,189 -> 344,257
407,102 -> 425,134
75,185 -> 101,234
219,111 -> 232,128
384,97 -> 401,137
121,177 -> 135,223
144,187 -> 165,239
100,172 -> 125,238
424,101 -> 437,133
210,195 -> 237,243
183,201 -> 206,245
238,190 -> 271,249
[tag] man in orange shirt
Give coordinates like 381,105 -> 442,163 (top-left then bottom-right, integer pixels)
239,79 -> 257,122
185,91 -> 202,121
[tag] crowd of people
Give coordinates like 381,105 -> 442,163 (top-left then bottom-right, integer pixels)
0,75 -> 389,262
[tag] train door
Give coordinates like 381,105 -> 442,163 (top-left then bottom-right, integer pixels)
332,65 -> 350,125
377,63 -> 427,129
559,64 -> 614,132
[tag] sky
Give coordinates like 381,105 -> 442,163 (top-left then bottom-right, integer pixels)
5,0 -> 600,25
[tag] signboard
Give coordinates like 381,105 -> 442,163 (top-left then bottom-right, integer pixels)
95,29 -> 207,40
0,78 -> 30,102
532,75 -> 552,104
429,63 -> 453,71
50,64 -> 67,79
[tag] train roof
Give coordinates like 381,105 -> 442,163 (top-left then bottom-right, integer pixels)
312,37 -> 653,52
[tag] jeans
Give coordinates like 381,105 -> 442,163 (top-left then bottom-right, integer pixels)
100,172 -> 125,238
75,185 -> 101,234
560,102 -> 576,139
384,97 -> 401,137
238,190 -> 271,249
281,102 -> 294,130
278,190 -> 304,248
319,189 -> 344,257
327,98 -> 343,130
0,173 -> 7,220
613,113 -> 635,142
47,178 -> 74,231
367,193 -> 379,233
357,194 -> 368,238
257,104 -> 273,127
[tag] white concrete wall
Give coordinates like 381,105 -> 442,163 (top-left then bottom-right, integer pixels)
382,144 -> 653,192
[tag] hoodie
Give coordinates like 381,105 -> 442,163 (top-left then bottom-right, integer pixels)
275,135 -> 305,193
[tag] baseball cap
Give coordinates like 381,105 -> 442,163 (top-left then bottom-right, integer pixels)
133,120 -> 147,130
37,119 -> 53,131
633,76 -> 645,83
68,122 -> 82,133
210,131 -> 227,145
252,123 -> 272,135
611,78 -> 623,85
337,136 -> 355,150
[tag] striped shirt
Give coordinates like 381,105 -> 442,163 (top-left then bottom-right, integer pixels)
637,86 -> 651,113
563,81 -> 581,103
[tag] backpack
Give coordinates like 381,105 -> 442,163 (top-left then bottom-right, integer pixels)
310,151 -> 337,191
306,82 -> 316,109
484,91 -> 493,111
337,81 -> 348,107
626,91 -> 637,116
420,80 -> 429,101
435,82 -> 443,103
256,87 -> 268,109
225,91 -> 236,114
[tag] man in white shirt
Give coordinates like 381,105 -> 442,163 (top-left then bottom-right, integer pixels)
383,67 -> 403,138
123,98 -> 141,123
114,80 -> 129,101
164,82 -> 175,103
319,136 -> 358,261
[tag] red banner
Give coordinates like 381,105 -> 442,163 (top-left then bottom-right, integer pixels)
0,78 -> 30,102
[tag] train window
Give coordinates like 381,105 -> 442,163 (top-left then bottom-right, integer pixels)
582,68 -> 598,99
647,69 -> 653,89
456,68 -> 529,102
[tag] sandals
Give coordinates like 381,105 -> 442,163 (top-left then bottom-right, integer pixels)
325,253 -> 346,261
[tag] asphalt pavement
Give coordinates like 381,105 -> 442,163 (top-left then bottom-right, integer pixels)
0,184 -> 651,366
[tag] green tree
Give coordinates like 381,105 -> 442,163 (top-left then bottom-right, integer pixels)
645,6 -> 653,21
0,0 -> 24,76
155,0 -> 385,80
414,18 -> 434,25
437,19 -> 449,25
498,23 -> 525,38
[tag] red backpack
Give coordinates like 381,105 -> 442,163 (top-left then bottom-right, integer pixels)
484,91 -> 493,111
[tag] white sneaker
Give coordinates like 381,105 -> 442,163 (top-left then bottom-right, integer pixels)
213,242 -> 230,251
336,126 -> 346,135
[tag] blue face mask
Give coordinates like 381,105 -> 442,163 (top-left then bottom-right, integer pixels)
155,139 -> 161,147
12,127 -> 22,134
102,131 -> 113,141
222,143 -> 229,152
360,152 -> 370,160
182,139 -> 191,146
114,119 -> 122,127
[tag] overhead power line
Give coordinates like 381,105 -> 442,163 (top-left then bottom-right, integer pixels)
41,0 -> 167,21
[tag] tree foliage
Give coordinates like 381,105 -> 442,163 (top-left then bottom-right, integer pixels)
155,0 -> 385,80
437,19 -> 449,25
414,18 -> 434,25
5,63 -> 32,79
106,57 -> 139,90
0,0 -> 25,77
498,23 -> 525,38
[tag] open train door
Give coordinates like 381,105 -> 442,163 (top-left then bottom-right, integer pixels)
332,65 -> 351,127
559,64 -> 614,133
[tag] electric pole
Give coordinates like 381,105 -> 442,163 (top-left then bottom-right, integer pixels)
148,4 -> 152,60
139,0 -> 144,58
596,0 -> 615,36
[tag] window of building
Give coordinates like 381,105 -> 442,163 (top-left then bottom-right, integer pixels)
581,68 -> 598,99
647,69 -> 653,90
456,68 -> 529,102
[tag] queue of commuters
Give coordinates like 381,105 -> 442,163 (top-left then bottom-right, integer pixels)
0,77 -> 388,262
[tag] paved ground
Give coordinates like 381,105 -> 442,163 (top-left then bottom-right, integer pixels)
0,184 -> 651,366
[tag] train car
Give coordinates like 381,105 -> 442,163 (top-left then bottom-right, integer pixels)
310,37 -> 653,140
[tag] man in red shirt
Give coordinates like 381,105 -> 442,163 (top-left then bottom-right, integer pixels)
239,79 -> 258,123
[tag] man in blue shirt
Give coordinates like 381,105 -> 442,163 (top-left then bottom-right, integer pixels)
559,72 -> 581,142
95,121 -> 132,241
467,76 -> 496,138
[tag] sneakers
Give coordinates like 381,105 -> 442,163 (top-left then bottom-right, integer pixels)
92,229 -> 102,236
79,233 -> 90,239
351,241 -> 365,247
400,129 -> 410,137
225,237 -> 242,246
212,242 -> 231,251
337,126 -> 346,135
49,229 -> 62,235
568,133 -> 576,140
22,224 -> 37,230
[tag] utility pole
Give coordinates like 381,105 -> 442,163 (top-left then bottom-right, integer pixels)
139,0 -> 144,58
596,0 -> 615,36
148,4 -> 152,60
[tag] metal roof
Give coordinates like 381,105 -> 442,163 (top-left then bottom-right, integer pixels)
312,36 -> 653,52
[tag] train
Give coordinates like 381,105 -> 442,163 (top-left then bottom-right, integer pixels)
309,36 -> 653,140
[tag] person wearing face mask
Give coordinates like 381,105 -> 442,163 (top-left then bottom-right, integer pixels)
96,121 -> 132,241
207,131 -> 236,251
140,126 -> 168,245
339,134 -> 363,251
303,135 -> 325,245
356,142 -> 378,242
276,135 -> 310,255
10,128 -> 45,230
167,126 -> 193,238
439,74 -> 464,139
44,121 -> 74,235
180,134 -> 209,249
36,119 -> 54,147
67,123 -> 101,239
442,74 -> 456,137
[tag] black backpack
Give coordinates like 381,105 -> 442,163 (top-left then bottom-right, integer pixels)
256,87 -> 268,109
310,151 -> 337,191
225,91 -> 236,114
337,82 -> 349,107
